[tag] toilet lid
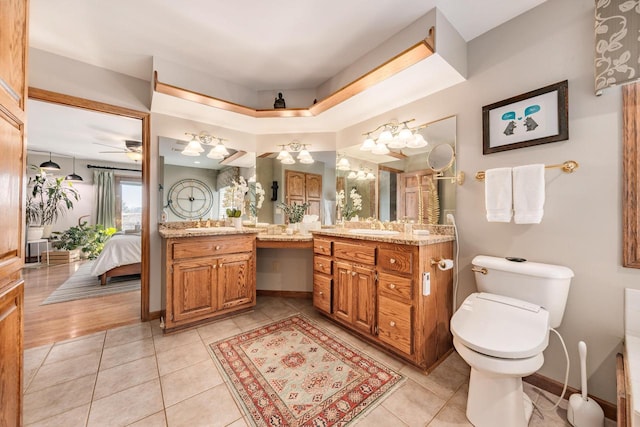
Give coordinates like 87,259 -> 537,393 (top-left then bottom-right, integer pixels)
451,293 -> 550,359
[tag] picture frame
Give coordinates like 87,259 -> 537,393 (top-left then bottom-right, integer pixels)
482,80 -> 568,155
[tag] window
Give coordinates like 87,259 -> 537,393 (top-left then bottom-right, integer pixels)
115,177 -> 142,231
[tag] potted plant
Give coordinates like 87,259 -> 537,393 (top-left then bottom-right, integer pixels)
52,221 -> 116,260
277,201 -> 311,228
26,166 -> 80,240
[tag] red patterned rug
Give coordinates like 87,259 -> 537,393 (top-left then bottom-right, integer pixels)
210,315 -> 404,426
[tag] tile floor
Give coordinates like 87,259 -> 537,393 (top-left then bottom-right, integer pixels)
23,296 -> 598,426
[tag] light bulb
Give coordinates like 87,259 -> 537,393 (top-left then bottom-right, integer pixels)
276,148 -> 289,160
213,143 -> 229,156
126,151 -> 143,161
407,133 -> 428,148
378,129 -> 393,142
360,136 -> 375,151
371,141 -> 390,155
207,148 -> 224,159
183,139 -> 204,154
281,154 -> 295,165
337,157 -> 351,170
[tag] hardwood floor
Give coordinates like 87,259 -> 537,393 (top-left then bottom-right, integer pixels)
22,261 -> 141,349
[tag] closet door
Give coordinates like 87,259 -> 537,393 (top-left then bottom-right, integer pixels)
0,0 -> 28,424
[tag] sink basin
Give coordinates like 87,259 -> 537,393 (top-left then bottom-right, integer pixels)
348,229 -> 400,236
184,227 -> 238,232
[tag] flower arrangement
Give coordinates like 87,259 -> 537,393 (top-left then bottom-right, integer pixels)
223,176 -> 249,218
248,182 -> 266,218
277,201 -> 310,224
337,188 -> 362,220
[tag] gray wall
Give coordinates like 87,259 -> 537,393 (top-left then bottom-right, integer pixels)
28,0 -> 633,403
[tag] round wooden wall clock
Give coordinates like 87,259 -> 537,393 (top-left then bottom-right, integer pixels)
167,178 -> 213,219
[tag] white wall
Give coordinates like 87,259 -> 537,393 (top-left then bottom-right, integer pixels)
28,0 -> 633,403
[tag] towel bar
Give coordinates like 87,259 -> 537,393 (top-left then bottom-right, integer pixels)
475,160 -> 579,181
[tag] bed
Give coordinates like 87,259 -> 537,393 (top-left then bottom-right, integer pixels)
90,233 -> 141,285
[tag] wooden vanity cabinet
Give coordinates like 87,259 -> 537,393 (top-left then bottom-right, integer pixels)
164,234 -> 256,332
312,235 -> 453,371
312,238 -> 333,314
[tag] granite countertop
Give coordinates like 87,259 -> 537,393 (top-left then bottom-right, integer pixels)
256,233 -> 314,242
158,227 -> 259,238
311,229 -> 454,246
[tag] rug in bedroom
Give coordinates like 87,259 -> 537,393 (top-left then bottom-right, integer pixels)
209,315 -> 404,427
41,260 -> 140,305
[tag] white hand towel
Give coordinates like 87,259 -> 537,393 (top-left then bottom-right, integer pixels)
485,167 -> 513,222
513,164 -> 545,224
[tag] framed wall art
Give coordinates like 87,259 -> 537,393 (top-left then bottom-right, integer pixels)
482,80 -> 568,154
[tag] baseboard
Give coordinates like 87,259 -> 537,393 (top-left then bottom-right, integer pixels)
524,373 -> 616,421
257,290 -> 312,299
148,310 -> 162,320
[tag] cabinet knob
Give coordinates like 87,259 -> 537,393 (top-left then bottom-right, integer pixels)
317,263 -> 323,268
319,291 -> 324,296
213,264 -> 217,269
215,245 -> 221,250
390,258 -> 396,264
389,283 -> 396,289
389,321 -> 396,327
351,271 -> 357,276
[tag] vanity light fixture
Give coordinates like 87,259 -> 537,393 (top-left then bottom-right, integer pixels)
40,152 -> 61,171
64,157 -> 83,181
336,154 -> 351,171
182,132 -> 230,159
277,140 -> 314,165
360,119 -> 428,153
347,166 -> 376,181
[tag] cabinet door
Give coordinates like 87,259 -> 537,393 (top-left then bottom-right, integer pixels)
333,261 -> 352,324
0,0 -> 28,423
172,258 -> 219,323
218,252 -> 254,309
286,170 -> 306,201
0,283 -> 22,427
351,264 -> 376,335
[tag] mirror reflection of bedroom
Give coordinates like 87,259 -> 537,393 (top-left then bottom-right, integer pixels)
23,97 -> 144,347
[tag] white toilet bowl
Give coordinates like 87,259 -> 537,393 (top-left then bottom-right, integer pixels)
451,292 -> 551,427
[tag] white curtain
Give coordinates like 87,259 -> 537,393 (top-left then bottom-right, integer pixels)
94,170 -> 115,228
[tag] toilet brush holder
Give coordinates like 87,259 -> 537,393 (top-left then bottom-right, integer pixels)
567,341 -> 604,427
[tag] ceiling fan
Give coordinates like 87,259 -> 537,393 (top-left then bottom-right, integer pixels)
94,140 -> 143,161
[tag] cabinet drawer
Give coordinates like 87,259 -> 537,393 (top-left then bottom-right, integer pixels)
314,256 -> 332,275
378,272 -> 412,303
314,238 -> 332,256
334,241 -> 375,265
172,236 -> 254,260
313,273 -> 332,314
378,296 -> 413,355
378,247 -> 412,275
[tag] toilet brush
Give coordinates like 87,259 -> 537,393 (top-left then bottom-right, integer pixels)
567,341 -> 604,427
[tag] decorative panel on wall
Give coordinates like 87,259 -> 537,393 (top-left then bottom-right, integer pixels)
595,0 -> 640,92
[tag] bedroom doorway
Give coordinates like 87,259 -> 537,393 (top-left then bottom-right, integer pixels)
23,88 -> 150,347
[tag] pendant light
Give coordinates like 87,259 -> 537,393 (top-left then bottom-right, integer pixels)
40,152 -> 61,171
64,157 -> 83,181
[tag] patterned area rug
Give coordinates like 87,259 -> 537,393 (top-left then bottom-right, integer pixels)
41,261 -> 140,305
210,315 -> 404,426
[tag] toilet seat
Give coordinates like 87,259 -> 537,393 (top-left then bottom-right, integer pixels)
451,292 -> 550,359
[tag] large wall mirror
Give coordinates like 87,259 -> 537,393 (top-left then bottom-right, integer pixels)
158,136 -> 256,222
337,116 -> 457,224
256,151 -> 336,225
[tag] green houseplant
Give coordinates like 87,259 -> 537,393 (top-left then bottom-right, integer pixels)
277,201 -> 310,224
52,221 -> 116,259
26,166 -> 80,239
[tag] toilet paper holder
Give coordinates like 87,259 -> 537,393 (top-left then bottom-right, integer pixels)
430,258 -> 454,270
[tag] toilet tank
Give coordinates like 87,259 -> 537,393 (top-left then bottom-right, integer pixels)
472,255 -> 574,328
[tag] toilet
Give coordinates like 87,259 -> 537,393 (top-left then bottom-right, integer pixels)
451,255 -> 573,427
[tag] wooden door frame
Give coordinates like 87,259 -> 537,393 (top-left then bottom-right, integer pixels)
27,88 -> 151,320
